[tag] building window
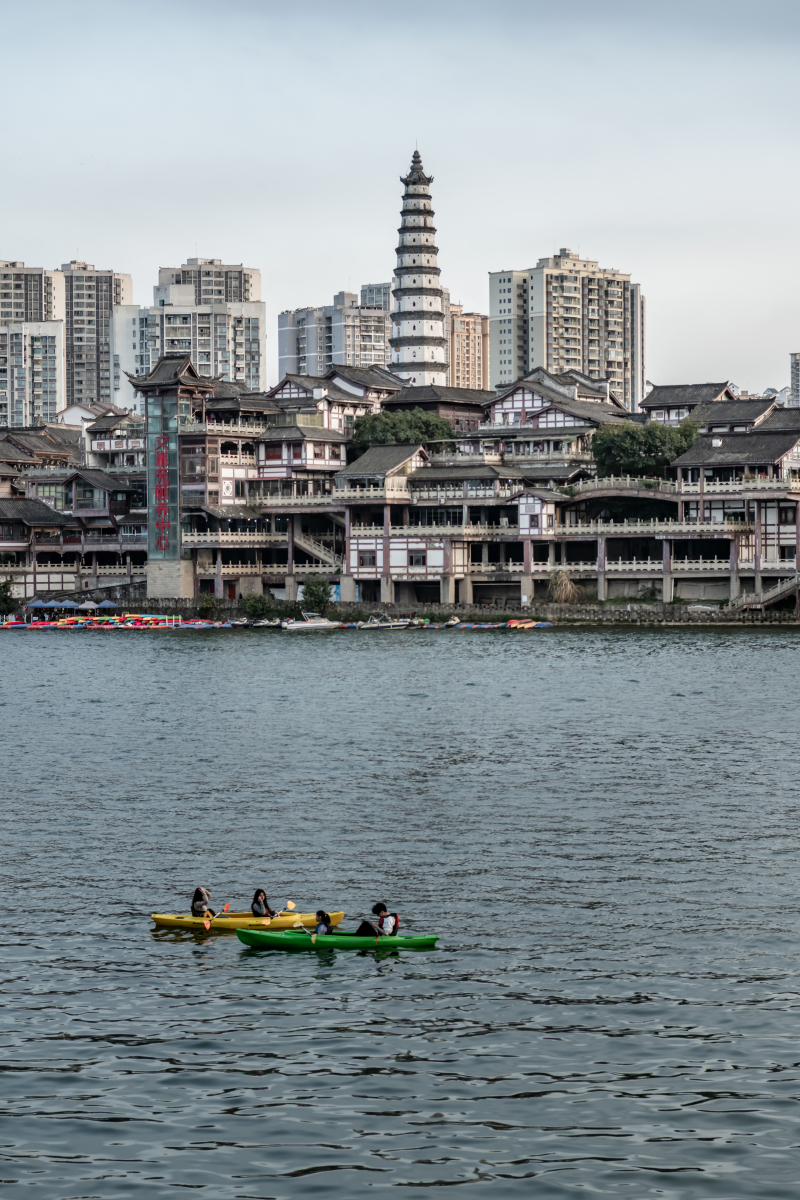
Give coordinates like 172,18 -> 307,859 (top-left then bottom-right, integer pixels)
409,551 -> 426,567
359,552 -> 376,567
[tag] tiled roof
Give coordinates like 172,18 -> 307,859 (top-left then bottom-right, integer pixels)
410,464 -> 528,483
86,414 -> 143,433
256,426 -> 349,444
671,430 -> 800,467
127,354 -> 217,392
0,498 -> 73,525
759,407 -> 800,431
641,383 -> 734,410
692,399 -> 775,427
381,385 -> 494,407
61,468 -> 135,491
338,444 -> 424,476
326,365 -> 405,391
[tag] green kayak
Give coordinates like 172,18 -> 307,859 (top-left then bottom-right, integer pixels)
236,928 -> 439,951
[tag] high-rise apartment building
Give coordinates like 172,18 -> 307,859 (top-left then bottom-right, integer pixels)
0,262 -> 64,323
112,284 -> 266,413
791,352 -> 800,406
158,258 -> 261,305
450,304 -> 489,390
61,261 -> 132,408
489,248 -> 646,410
279,291 -> 391,378
361,282 -> 393,310
389,151 -> 448,386
0,322 -> 65,426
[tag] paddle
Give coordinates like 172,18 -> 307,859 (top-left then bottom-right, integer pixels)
203,902 -> 230,930
292,919 -> 318,945
259,899 -> 296,927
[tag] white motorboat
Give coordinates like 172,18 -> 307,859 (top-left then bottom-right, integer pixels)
281,612 -> 342,631
358,613 -> 414,631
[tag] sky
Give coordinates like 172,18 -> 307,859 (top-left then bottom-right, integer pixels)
3,0 -> 800,391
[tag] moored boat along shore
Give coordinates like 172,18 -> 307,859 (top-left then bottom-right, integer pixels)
5,599 -> 800,628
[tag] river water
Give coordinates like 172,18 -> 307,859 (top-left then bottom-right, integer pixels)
3,627 -> 800,1197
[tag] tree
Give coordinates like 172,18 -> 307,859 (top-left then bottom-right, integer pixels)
242,594 -> 273,620
352,409 -> 455,456
0,578 -> 18,617
548,570 -> 584,604
591,419 -> 697,479
300,576 -> 332,614
198,593 -> 218,618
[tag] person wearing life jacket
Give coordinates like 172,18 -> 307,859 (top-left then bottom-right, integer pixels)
251,889 -> 278,918
191,886 -> 216,918
314,910 -> 333,935
353,902 -> 400,938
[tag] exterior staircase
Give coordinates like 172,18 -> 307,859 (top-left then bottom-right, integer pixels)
728,573 -> 800,611
293,531 -> 343,571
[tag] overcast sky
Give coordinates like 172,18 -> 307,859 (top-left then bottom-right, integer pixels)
3,0 -> 800,390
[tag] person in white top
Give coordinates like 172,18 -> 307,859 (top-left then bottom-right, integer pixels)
352,902 -> 400,938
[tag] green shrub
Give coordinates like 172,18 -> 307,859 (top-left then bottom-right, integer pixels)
0,578 -> 17,616
300,577 -> 332,614
198,594 -> 218,618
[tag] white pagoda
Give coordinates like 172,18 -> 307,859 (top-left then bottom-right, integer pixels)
389,150 -> 447,385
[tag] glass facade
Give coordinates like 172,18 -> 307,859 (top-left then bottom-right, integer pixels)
146,395 -> 180,561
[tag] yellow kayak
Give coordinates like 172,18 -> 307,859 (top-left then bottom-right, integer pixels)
151,910 -> 344,933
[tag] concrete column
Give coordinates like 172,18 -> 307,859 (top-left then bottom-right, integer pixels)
520,574 -> 533,606
462,503 -> 469,529
380,574 -> 394,604
383,504 -> 391,535
284,574 -> 298,602
754,500 -> 762,593
439,575 -> 452,605
597,535 -> 606,602
286,516 -> 294,573
523,538 -> 532,574
661,539 -> 673,603
729,535 -> 739,601
459,574 -> 473,606
339,575 -> 356,603
481,541 -> 489,566
560,541 -> 566,564
215,548 -> 223,599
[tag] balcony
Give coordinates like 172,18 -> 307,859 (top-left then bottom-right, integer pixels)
196,562 -> 267,577
411,485 -> 518,501
182,531 -> 283,547
558,518 -> 733,536
680,477 -> 799,494
567,476 -> 679,496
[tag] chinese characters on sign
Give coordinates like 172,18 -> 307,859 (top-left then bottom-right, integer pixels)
146,396 -> 180,562
155,433 -> 170,550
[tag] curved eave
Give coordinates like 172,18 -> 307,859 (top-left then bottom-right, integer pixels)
393,265 -> 441,278
389,336 -> 448,348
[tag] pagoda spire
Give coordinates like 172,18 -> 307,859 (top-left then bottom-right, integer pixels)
389,150 -> 447,386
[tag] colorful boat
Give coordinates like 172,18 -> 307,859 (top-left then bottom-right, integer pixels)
236,928 -> 439,951
151,909 -> 345,932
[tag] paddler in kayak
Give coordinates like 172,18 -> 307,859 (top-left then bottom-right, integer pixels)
191,886 -> 216,918
314,910 -> 333,935
353,902 -> 399,938
251,889 -> 278,918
